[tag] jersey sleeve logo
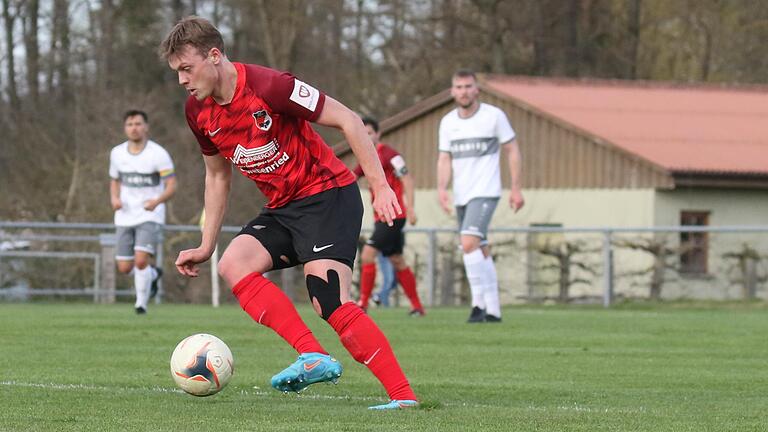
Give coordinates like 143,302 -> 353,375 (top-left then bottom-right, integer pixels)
253,110 -> 272,131
290,79 -> 320,112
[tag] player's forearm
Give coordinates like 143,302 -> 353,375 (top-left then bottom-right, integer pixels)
436,153 -> 452,193
155,177 -> 178,204
402,174 -> 415,213
506,141 -> 523,190
200,170 -> 231,254
347,124 -> 388,190
110,179 -> 121,200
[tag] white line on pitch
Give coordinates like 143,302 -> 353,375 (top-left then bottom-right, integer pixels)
1,381 -> 647,413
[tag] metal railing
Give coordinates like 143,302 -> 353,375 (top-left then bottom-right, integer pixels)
2,221 -> 768,307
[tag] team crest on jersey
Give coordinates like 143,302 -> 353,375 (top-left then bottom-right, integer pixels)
253,110 -> 272,131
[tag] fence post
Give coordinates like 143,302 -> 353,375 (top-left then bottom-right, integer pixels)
99,233 -> 117,304
154,229 -> 165,304
210,245 -> 220,307
427,229 -> 436,307
602,230 -> 613,308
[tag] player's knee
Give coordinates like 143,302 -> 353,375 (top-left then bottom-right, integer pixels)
389,254 -> 406,270
460,238 -> 481,254
217,255 -> 242,287
134,259 -> 149,270
306,270 -> 343,321
116,262 -> 133,274
360,245 -> 377,264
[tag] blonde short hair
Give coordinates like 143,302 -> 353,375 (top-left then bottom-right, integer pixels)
158,16 -> 224,60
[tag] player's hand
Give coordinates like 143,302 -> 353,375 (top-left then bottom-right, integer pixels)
175,247 -> 213,277
407,208 -> 418,225
372,184 -> 402,226
510,189 -> 525,213
438,189 -> 453,215
111,197 -> 122,211
144,199 -> 159,211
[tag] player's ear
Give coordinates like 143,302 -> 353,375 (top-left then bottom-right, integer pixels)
208,48 -> 222,64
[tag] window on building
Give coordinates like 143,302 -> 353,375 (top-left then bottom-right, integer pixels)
680,211 -> 709,274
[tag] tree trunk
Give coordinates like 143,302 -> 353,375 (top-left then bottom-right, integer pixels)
650,251 -> 665,300
23,0 -> 40,106
558,253 -> 571,303
566,0 -> 580,76
627,0 -> 641,79
2,0 -> 20,110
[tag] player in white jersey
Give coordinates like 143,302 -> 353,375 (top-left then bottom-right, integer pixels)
109,110 -> 177,314
437,69 -> 524,323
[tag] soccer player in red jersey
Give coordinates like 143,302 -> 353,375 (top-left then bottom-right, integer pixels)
159,17 -> 417,410
353,117 -> 424,316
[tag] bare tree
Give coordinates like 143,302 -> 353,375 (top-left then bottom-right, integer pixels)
2,0 -> 19,109
722,244 -> 767,300
613,235 -> 694,300
22,0 -> 39,106
531,239 -> 599,303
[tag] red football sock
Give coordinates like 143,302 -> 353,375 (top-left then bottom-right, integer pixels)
396,268 -> 423,311
328,302 -> 417,401
233,272 -> 326,355
358,262 -> 376,309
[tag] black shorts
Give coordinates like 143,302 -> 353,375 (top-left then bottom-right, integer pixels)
366,219 -> 406,257
237,183 -> 363,270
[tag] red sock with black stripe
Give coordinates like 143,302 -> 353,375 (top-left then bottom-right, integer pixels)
233,272 -> 326,355
358,262 -> 376,309
328,302 -> 417,401
396,267 -> 423,311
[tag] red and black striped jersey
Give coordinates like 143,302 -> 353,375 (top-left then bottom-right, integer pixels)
185,62 -> 356,208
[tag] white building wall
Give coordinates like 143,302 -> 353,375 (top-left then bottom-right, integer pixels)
651,188 -> 768,300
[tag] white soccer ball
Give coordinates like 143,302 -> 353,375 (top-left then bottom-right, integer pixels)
170,333 -> 234,397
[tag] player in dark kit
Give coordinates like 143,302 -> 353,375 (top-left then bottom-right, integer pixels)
353,117 -> 424,316
160,16 -> 417,410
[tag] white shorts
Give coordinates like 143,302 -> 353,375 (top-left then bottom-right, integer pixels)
455,197 -> 499,241
115,222 -> 162,260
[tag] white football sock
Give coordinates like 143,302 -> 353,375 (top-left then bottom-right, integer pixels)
462,249 -> 486,309
134,266 -> 151,309
149,265 -> 158,281
481,254 -> 501,317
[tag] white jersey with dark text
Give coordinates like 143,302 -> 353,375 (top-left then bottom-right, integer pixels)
109,140 -> 174,226
438,103 -> 515,206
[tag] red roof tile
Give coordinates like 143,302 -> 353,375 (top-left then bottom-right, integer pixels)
484,76 -> 768,174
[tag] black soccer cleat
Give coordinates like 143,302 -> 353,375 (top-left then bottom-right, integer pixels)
467,306 -> 486,323
149,267 -> 163,299
409,308 -> 426,317
135,306 -> 147,315
484,314 -> 502,323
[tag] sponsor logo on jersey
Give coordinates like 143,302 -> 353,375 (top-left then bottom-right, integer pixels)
229,140 -> 291,175
289,79 -> 320,112
232,141 -> 279,165
449,137 -> 500,159
118,171 -> 161,188
252,110 -> 272,131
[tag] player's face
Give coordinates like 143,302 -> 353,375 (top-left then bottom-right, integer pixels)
365,124 -> 380,143
169,45 -> 219,101
124,115 -> 148,142
451,76 -> 479,109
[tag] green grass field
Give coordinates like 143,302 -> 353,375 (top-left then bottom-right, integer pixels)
1,302 -> 767,431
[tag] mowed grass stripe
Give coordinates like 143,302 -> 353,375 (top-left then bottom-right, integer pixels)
1,303 -> 767,431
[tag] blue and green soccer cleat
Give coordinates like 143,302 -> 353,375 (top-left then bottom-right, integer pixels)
368,399 -> 419,410
271,352 -> 342,393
